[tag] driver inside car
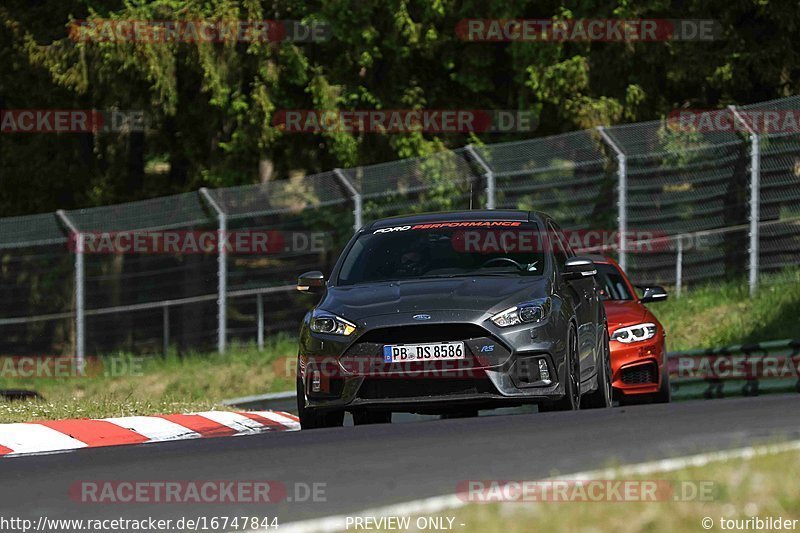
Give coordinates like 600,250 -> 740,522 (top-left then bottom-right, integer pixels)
397,248 -> 430,277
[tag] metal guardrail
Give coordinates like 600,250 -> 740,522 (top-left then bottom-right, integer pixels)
668,339 -> 800,398
222,391 -> 296,411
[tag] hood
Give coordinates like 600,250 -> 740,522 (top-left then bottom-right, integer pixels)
602,300 -> 649,327
320,276 -> 551,322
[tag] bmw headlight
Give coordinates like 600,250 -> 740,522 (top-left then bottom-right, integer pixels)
611,323 -> 657,344
490,298 -> 551,328
310,310 -> 357,336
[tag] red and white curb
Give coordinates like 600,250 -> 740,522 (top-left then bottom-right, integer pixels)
0,410 -> 299,458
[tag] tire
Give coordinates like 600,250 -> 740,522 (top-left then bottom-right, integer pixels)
647,366 -> 672,404
353,410 -> 392,425
296,377 -> 345,429
582,330 -> 612,409
540,325 -> 580,412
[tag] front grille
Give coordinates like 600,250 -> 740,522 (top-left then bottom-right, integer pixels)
357,378 -> 496,400
341,323 -> 510,376
356,324 -> 491,344
621,362 -> 658,385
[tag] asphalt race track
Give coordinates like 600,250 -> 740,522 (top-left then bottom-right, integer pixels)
2,395 -> 799,528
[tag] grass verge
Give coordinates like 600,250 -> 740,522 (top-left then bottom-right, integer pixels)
421,445 -> 800,533
0,398 -> 227,424
0,335 -> 297,423
645,269 -> 800,351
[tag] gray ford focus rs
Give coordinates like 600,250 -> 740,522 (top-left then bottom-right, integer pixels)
295,210 -> 612,428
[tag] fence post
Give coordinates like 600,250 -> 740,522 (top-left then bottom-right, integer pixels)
729,105 -> 760,297
465,144 -> 495,209
597,127 -> 628,271
675,236 -> 684,298
56,210 -> 84,367
162,304 -> 169,356
748,134 -> 760,297
257,292 -> 264,352
334,168 -> 362,232
199,188 -> 228,354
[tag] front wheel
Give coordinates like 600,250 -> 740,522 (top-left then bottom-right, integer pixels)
297,377 -> 345,429
647,367 -> 672,404
582,330 -> 613,409
540,325 -> 580,412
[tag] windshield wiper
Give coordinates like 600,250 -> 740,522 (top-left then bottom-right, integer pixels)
419,272 -> 527,279
417,274 -> 476,279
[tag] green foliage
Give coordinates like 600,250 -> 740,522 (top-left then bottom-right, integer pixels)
2,0 -> 800,215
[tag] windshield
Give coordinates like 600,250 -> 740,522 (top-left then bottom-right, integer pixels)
596,262 -> 634,301
337,221 -> 548,285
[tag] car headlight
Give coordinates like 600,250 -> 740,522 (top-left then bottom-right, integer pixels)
611,323 -> 657,344
490,298 -> 551,328
310,310 -> 356,336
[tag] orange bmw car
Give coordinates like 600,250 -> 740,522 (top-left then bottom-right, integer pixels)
588,255 -> 671,404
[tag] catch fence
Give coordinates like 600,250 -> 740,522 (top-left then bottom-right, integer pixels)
3,96 -> 799,357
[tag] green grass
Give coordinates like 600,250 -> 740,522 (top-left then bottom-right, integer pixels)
652,269 -> 800,351
0,335 -> 297,423
413,445 -> 800,533
0,398 -> 227,424
1,269 -> 799,422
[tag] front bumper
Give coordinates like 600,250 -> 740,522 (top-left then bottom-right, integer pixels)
299,313 -> 570,413
610,337 -> 665,396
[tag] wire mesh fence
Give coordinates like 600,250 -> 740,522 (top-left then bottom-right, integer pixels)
577,215 -> 800,298
2,96 -> 800,356
472,130 -> 612,229
738,96 -> 800,221
603,119 -> 749,234
343,148 -> 482,224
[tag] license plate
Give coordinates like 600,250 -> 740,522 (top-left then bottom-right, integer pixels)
383,342 -> 465,363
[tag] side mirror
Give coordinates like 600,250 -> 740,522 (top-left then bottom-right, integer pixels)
297,271 -> 326,293
638,285 -> 668,304
563,257 -> 597,280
